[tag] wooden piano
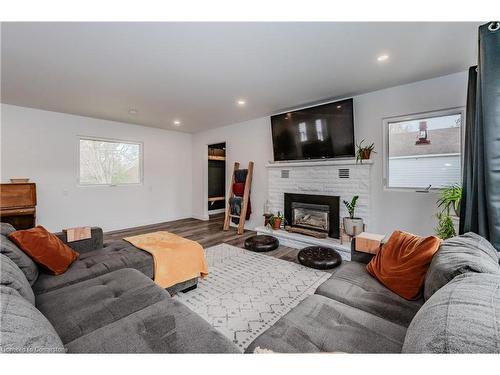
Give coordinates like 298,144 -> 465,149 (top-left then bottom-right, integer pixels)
0,183 -> 37,230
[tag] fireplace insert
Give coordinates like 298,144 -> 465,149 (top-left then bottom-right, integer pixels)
291,202 -> 330,232
284,193 -> 340,238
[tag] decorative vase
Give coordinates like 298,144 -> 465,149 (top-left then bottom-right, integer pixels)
272,219 -> 282,230
343,217 -> 364,237
360,149 -> 371,160
263,213 -> 273,227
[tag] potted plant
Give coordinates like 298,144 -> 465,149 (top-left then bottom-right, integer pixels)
437,184 -> 462,217
435,184 -> 462,239
268,211 -> 285,230
355,139 -> 376,164
342,196 -> 364,237
435,212 -> 456,240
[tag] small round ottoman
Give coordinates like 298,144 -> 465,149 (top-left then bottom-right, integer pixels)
244,235 -> 279,252
297,246 -> 342,270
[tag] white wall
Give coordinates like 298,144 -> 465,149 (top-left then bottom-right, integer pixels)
191,117 -> 273,229
1,104 -> 193,232
1,71 -> 468,236
192,71 -> 468,236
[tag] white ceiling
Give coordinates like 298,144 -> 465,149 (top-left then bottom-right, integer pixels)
1,22 -> 480,133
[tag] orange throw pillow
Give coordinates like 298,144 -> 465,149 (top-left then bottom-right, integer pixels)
8,226 -> 79,275
366,230 -> 441,300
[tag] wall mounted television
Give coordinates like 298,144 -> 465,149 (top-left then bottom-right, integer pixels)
271,98 -> 355,162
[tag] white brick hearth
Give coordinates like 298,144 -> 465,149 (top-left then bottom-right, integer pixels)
255,226 -> 352,260
264,159 -> 373,252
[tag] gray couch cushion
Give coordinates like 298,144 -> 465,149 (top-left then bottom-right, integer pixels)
403,273 -> 500,353
0,286 -> 65,353
0,222 -> 16,236
1,254 -> 35,305
64,295 -> 239,353
0,234 -> 39,285
36,268 -> 167,344
424,232 -> 500,300
315,261 -> 423,327
245,294 -> 407,353
33,240 -> 152,294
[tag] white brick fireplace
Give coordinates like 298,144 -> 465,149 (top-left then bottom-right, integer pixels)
267,159 -> 372,227
256,159 -> 373,259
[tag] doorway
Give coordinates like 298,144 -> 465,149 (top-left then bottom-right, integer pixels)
207,142 -> 226,215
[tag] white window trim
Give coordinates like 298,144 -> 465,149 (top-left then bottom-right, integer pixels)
382,107 -> 465,192
77,136 -> 144,187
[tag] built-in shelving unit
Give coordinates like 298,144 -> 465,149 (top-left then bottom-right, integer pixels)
208,155 -> 226,161
208,142 -> 227,212
208,196 -> 225,202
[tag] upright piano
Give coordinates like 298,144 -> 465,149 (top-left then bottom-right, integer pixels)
0,183 -> 37,230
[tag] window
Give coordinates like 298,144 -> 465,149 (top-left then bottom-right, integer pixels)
299,122 -> 308,142
315,119 -> 324,141
383,108 -> 463,189
78,137 -> 142,185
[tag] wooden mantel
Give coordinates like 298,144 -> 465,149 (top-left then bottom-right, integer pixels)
265,159 -> 373,168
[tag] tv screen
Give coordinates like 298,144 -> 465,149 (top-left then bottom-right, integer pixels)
271,98 -> 355,161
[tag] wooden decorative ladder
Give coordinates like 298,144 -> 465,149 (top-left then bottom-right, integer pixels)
223,161 -> 254,235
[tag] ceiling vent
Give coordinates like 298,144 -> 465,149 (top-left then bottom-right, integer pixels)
338,168 -> 350,179
281,170 -> 290,179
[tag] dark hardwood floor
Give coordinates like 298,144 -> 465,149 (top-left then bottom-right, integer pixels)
104,213 -> 303,265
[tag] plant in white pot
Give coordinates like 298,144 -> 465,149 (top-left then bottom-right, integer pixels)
342,195 -> 364,237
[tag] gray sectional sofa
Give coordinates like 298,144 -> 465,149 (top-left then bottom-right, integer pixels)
0,223 -> 239,353
2,220 -> 500,354
246,232 -> 500,353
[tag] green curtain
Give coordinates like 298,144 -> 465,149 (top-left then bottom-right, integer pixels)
460,22 -> 500,251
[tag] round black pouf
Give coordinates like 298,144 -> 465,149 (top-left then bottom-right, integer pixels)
244,235 -> 279,252
297,246 -> 342,270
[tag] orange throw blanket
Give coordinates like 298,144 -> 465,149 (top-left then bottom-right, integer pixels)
124,231 -> 208,288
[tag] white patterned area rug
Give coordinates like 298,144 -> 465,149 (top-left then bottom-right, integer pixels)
173,243 -> 331,352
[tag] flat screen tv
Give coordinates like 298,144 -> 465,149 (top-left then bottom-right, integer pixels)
271,98 -> 355,161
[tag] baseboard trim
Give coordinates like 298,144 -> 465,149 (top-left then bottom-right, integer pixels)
192,213 -> 209,221
103,215 -> 193,234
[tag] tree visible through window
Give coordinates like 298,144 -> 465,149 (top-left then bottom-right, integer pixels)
79,138 -> 142,185
385,109 -> 463,189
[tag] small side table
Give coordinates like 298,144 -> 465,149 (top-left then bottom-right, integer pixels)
351,232 -> 386,264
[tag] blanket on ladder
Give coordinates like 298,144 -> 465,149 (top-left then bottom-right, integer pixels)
124,231 -> 208,288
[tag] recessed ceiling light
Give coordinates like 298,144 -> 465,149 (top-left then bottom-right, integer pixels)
336,105 -> 342,109
377,54 -> 389,62
173,120 -> 181,126
237,99 -> 246,106
128,108 -> 138,115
